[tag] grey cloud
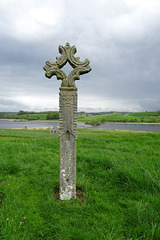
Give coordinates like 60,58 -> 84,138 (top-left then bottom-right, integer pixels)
0,0 -> 160,112
0,98 -> 28,112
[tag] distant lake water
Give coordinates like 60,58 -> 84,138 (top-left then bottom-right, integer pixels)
0,120 -> 58,129
0,120 -> 160,132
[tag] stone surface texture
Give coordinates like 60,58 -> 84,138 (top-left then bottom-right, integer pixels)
43,43 -> 91,200
59,87 -> 77,200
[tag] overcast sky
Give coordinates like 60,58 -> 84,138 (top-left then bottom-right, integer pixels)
0,0 -> 160,112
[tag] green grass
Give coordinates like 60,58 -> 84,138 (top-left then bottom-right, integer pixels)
30,113 -> 48,120
0,113 -> 48,120
15,113 -> 48,120
78,112 -> 160,124
0,129 -> 160,239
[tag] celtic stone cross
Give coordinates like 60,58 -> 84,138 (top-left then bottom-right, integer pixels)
43,43 -> 91,200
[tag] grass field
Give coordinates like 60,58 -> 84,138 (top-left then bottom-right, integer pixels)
0,113 -> 48,121
78,112 -> 160,124
0,129 -> 160,239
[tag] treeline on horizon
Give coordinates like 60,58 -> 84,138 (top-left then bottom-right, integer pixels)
0,110 -> 59,121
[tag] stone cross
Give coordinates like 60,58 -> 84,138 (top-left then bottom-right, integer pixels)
43,43 -> 91,200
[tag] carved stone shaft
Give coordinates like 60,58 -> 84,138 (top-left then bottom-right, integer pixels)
43,43 -> 91,200
59,87 -> 77,200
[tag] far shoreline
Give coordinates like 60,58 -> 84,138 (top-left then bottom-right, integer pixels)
0,119 -> 160,125
0,119 -> 58,122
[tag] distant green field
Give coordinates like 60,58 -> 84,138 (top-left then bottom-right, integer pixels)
0,128 -> 160,239
78,112 -> 160,124
0,111 -> 160,123
24,113 -> 48,120
0,113 -> 49,121
129,111 -> 159,116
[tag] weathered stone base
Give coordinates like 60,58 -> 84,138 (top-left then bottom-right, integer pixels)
59,134 -> 76,200
59,87 -> 77,200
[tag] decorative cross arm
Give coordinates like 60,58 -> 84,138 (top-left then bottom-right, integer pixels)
43,43 -> 92,87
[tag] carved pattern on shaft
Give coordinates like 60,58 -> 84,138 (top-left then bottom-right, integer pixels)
59,88 -> 77,139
